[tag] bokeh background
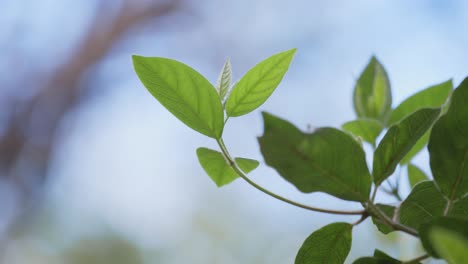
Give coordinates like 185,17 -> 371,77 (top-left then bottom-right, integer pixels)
0,0 -> 467,263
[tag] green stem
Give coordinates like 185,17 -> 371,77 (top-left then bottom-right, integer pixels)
216,138 -> 418,237
371,186 -> 378,202
366,201 -> 418,237
443,199 -> 452,216
392,189 -> 403,201
216,138 -> 365,216
352,212 -> 369,226
382,187 -> 403,202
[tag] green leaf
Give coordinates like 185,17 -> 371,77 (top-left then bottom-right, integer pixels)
419,217 -> 468,258
388,80 -> 453,125
400,131 -> 430,164
196,147 -> 259,187
393,81 -> 453,164
353,250 -> 408,264
353,56 -> 392,122
428,78 -> 468,200
449,195 -> 468,218
353,257 -> 394,264
399,181 -> 446,230
258,112 -> 371,202
225,49 -> 296,117
353,257 -> 385,264
295,222 -> 352,264
342,118 -> 384,147
430,227 -> 468,264
407,163 -> 429,188
132,56 -> 224,138
215,58 -> 232,101
371,204 -> 396,234
372,108 -> 440,186
373,250 -> 403,263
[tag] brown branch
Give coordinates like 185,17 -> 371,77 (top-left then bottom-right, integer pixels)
0,0 -> 184,205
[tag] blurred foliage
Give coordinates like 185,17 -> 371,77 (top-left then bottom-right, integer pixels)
62,236 -> 143,264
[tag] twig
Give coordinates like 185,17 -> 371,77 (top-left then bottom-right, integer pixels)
352,212 -> 369,226
366,201 -> 418,237
217,138 -> 365,215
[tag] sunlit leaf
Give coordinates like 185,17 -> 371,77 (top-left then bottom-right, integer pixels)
407,163 -> 429,188
342,118 -> 383,147
215,58 -> 232,101
388,80 -> 453,125
295,222 -> 352,264
353,56 -> 392,122
197,147 -> 259,187
259,112 -> 371,202
133,56 -> 224,138
226,49 -> 296,117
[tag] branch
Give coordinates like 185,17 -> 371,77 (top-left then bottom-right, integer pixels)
216,138 -> 365,216
0,0 -> 183,202
366,201 -> 418,237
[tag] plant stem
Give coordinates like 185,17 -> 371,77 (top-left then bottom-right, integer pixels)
382,187 -> 403,201
217,138 -> 419,237
216,138 -> 365,216
366,201 -> 419,237
443,199 -> 452,215
402,254 -> 429,263
371,186 -> 378,202
352,212 -> 369,226
392,189 -> 403,201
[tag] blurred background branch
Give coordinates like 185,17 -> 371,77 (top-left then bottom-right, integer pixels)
0,0 -> 186,237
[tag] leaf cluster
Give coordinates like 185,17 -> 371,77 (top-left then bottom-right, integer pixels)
133,50 -> 468,263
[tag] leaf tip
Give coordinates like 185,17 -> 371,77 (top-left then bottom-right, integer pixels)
369,54 -> 379,62
261,111 -> 274,125
131,54 -> 144,63
285,48 -> 298,59
131,55 -> 148,72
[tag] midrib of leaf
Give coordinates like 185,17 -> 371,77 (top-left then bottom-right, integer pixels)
371,66 -> 389,118
229,55 -> 290,114
449,149 -> 468,201
291,143 -> 366,201
356,62 -> 377,117
411,200 -> 437,217
217,59 -> 231,99
324,226 -> 349,264
370,71 -> 379,116
219,161 -> 230,182
140,60 -> 217,136
297,225 -> 349,264
263,124 -> 366,200
354,84 -> 364,116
